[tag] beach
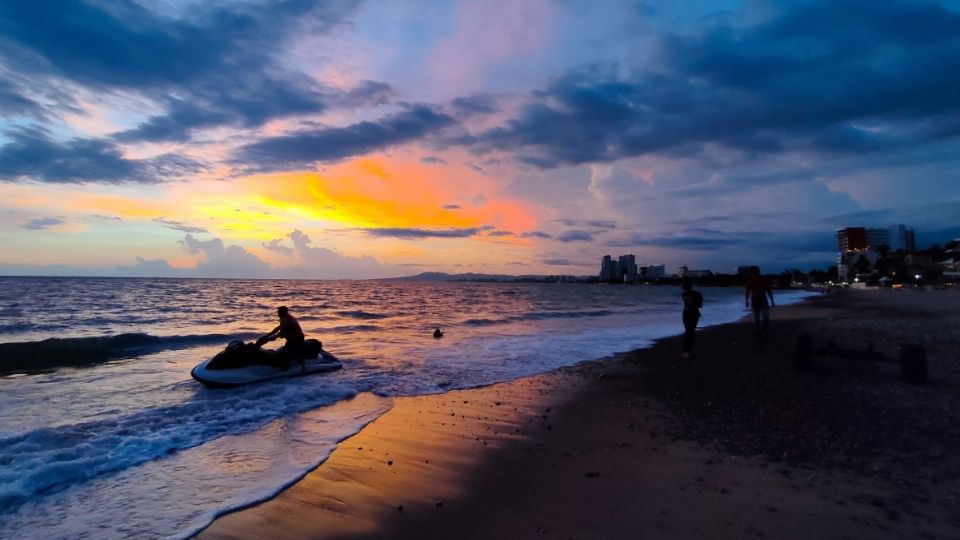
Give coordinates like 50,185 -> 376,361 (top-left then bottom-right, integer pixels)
199,288 -> 960,539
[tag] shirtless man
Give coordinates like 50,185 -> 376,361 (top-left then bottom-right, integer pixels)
745,266 -> 774,334
258,306 -> 306,371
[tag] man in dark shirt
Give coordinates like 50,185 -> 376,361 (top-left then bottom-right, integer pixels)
745,266 -> 775,334
681,278 -> 703,358
259,306 -> 306,371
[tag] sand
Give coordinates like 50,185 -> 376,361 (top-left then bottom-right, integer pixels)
198,288 -> 960,539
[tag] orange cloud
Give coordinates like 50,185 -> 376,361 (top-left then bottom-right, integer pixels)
243,155 -> 535,232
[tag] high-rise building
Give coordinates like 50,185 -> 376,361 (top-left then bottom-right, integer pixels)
865,228 -> 889,250
836,224 -> 914,280
836,227 -> 867,251
888,224 -> 916,252
599,255 -> 621,281
618,254 -> 638,280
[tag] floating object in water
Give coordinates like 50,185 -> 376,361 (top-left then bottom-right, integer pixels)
191,339 -> 342,387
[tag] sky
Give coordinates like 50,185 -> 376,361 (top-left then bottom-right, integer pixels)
1,0 -> 959,278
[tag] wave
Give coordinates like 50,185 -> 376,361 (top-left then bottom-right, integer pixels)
328,324 -> 382,333
463,308 -> 618,327
0,332 -> 256,374
0,381 -> 360,514
334,310 -> 389,320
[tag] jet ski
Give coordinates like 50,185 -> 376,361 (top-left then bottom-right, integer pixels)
191,338 -> 342,387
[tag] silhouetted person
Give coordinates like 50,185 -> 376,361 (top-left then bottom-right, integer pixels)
433,328 -> 444,339
258,306 -> 306,371
680,278 -> 703,358
745,266 -> 774,334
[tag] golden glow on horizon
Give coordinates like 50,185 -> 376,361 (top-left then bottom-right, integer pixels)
2,153 -> 541,271
243,156 -> 535,232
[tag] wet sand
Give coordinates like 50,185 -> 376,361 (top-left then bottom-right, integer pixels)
199,288 -> 960,539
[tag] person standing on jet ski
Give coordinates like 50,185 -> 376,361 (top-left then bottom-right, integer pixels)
258,306 -> 306,372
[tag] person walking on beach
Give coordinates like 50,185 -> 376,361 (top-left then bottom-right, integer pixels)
680,278 -> 703,359
258,306 -> 306,371
745,266 -> 774,334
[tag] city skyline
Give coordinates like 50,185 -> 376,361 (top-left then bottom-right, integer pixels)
2,1 -> 960,278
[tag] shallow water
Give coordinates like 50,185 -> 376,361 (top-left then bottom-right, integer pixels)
0,277 -> 815,539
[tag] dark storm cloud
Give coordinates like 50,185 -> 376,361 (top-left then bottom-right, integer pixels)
21,217 -> 63,230
467,0 -> 960,167
556,229 -> 593,242
233,105 -> 456,170
0,127 -> 208,183
0,0 -> 368,142
359,226 -> 493,239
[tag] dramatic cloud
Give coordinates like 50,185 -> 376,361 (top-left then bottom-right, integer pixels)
233,105 -> 456,170
21,217 -> 63,230
0,0 -> 364,142
0,127 -> 208,183
360,226 -> 493,239
262,238 -> 294,256
285,229 -> 386,279
542,258 -> 578,266
607,231 -> 744,250
0,78 -> 43,118
553,219 -> 617,230
556,230 -> 593,242
449,94 -> 500,117
467,0 -> 960,167
179,233 -> 271,278
153,218 -> 207,234
422,156 -> 448,165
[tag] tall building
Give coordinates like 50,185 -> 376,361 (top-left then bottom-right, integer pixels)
618,254 -> 638,280
865,228 -> 889,250
599,255 -> 621,281
836,223 -> 913,280
888,224 -> 916,252
836,227 -> 867,251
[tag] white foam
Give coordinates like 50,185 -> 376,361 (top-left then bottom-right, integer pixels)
0,393 -> 391,540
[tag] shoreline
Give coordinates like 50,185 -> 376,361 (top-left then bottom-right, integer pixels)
198,289 -> 960,539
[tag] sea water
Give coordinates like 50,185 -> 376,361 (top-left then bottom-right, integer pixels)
0,277 -> 815,539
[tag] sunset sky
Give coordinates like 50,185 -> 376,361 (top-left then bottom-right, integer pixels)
1,0 -> 959,278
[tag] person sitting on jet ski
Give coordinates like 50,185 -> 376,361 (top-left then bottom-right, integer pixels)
257,306 -> 306,372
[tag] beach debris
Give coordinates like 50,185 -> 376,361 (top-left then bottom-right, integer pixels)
435,501 -> 443,508
585,471 -> 601,477
387,460 -> 393,466
396,505 -> 404,512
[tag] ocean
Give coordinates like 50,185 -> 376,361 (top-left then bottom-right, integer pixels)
0,277 -> 815,539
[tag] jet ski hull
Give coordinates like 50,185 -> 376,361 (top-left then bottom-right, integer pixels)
191,349 -> 342,387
